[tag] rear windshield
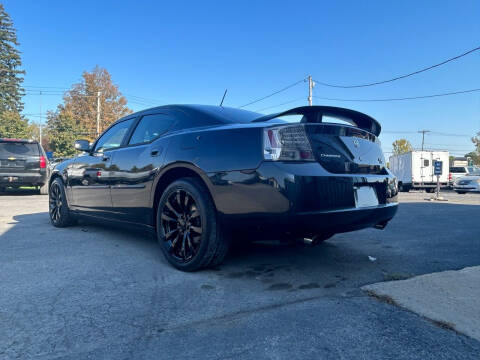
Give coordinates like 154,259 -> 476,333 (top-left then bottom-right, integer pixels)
450,167 -> 466,173
0,142 -> 39,156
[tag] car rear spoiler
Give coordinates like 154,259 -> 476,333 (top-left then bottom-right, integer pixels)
251,106 -> 381,136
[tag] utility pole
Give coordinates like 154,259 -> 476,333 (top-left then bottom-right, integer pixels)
39,90 -> 42,145
418,130 -> 430,151
96,91 -> 101,137
308,75 -> 314,106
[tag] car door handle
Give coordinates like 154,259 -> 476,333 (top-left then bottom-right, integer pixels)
150,147 -> 163,157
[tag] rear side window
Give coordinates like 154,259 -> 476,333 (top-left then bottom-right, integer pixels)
0,142 -> 39,156
129,114 -> 174,145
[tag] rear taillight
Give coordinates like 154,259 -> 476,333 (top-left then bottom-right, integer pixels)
263,125 -> 314,161
39,155 -> 46,169
448,173 -> 452,181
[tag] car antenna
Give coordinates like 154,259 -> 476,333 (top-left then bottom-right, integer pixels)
219,89 -> 228,107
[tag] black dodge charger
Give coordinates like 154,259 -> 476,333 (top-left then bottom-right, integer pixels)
49,105 -> 398,271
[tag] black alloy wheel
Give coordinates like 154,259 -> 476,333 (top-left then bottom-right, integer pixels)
49,178 -> 75,227
49,182 -> 63,223
157,178 -> 229,271
161,188 -> 203,262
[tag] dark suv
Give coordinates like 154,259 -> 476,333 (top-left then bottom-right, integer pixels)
0,138 -> 49,194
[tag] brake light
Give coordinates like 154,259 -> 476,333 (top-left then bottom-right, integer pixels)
263,125 -> 314,161
39,155 -> 46,169
448,173 -> 452,181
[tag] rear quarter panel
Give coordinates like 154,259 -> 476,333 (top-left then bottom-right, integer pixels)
162,125 -> 264,172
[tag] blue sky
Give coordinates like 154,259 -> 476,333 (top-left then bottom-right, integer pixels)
3,0 -> 480,156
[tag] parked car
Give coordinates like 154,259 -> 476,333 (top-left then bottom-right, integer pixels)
0,138 -> 49,194
453,169 -> 480,194
449,166 -> 478,186
48,105 -> 398,271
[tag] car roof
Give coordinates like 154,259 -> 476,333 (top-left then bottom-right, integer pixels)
118,104 -> 262,125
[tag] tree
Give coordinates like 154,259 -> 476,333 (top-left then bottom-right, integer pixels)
0,4 -> 24,114
62,66 -> 131,139
392,139 -> 413,155
47,106 -> 85,157
0,110 -> 31,138
464,151 -> 479,166
472,133 -> 479,154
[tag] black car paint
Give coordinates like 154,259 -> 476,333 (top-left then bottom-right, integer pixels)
50,105 -> 398,236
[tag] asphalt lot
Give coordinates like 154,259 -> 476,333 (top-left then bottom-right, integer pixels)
1,189 -> 480,359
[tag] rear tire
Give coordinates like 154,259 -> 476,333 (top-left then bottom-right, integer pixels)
456,191 -> 466,194
49,178 -> 76,227
398,183 -> 410,192
156,177 -> 229,271
425,188 -> 435,193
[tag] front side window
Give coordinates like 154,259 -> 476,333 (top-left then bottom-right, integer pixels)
94,119 -> 134,152
129,114 -> 174,145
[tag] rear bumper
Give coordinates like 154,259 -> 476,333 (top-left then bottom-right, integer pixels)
0,172 -> 47,186
208,161 -> 398,236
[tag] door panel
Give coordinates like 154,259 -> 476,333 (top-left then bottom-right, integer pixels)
109,145 -> 160,223
69,153 -> 114,214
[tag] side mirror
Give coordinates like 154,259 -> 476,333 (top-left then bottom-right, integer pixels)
74,139 -> 92,152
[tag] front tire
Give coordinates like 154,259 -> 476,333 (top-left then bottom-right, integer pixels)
156,178 -> 229,271
49,178 -> 76,227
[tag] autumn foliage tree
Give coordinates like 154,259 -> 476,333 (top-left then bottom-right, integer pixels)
62,66 -> 131,139
47,66 -> 131,156
392,139 -> 413,155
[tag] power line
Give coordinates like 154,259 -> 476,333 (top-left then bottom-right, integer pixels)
239,78 -> 306,108
383,131 -> 472,138
314,45 -> 480,88
254,97 -> 305,112
314,87 -> 480,102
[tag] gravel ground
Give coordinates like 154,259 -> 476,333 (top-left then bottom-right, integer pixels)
0,189 -> 479,359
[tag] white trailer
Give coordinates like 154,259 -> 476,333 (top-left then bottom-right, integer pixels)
389,150 -> 449,192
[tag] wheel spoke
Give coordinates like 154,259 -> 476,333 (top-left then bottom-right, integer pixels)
165,228 -> 178,240
161,213 -> 176,222
184,194 -> 189,209
190,209 -> 200,219
190,225 -> 202,234
176,191 -> 182,211
171,232 -> 180,248
52,207 -> 58,220
181,232 -> 187,259
186,233 -> 195,252
166,200 -> 180,218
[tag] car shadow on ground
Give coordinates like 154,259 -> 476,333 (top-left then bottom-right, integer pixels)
3,201 -> 479,292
